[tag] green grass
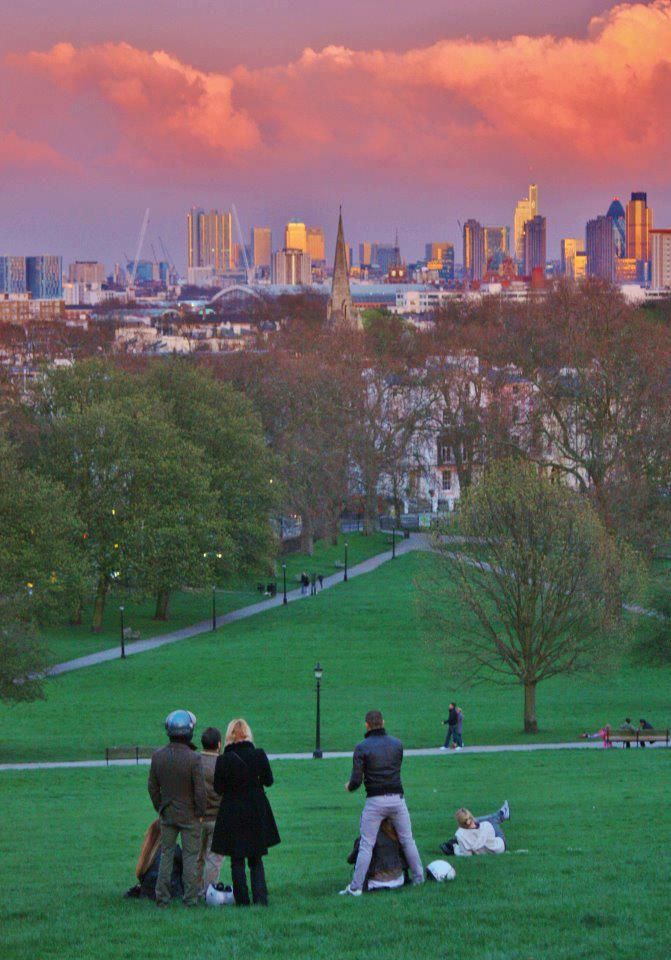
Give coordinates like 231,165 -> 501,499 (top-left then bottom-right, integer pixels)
2,751 -> 670,960
3,553 -> 670,765
39,532 -> 392,665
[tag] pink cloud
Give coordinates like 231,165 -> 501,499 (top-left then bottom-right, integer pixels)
0,129 -> 79,174
5,1 -> 671,183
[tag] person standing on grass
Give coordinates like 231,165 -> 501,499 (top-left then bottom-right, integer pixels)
339,710 -> 424,897
148,710 -> 206,908
211,718 -> 280,907
440,702 -> 462,750
196,726 -> 224,897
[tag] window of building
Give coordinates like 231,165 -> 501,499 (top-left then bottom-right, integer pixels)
442,470 -> 452,491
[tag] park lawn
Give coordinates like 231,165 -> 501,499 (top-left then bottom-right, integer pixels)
40,532 -> 392,665
3,553 -> 670,765
1,751 -> 670,960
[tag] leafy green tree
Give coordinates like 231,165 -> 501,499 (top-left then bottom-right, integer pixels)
0,605 -> 47,705
426,460 -> 633,733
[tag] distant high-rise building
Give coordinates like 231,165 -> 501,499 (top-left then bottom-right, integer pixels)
483,227 -> 509,268
272,248 -> 311,285
68,261 -> 105,285
359,242 -> 373,268
306,227 -> 326,263
374,244 -> 400,276
513,184 -> 539,262
586,216 -> 615,282
560,238 -> 583,278
327,209 -> 356,328
625,192 -> 653,261
251,227 -> 272,269
26,255 -> 63,299
573,251 -> 587,281
606,198 -> 626,258
187,208 -> 233,272
463,220 -> 486,281
0,255 -> 27,294
522,216 -> 546,276
651,229 -> 671,289
284,220 -> 308,253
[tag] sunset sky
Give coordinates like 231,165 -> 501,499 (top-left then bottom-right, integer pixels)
1,0 -> 670,267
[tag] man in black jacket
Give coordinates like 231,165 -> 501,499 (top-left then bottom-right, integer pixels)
339,710 -> 424,896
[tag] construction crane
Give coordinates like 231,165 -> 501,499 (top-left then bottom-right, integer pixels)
128,208 -> 150,290
158,236 -> 177,280
232,203 -> 254,284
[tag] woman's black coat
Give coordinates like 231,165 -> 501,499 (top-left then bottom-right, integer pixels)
211,741 -> 280,859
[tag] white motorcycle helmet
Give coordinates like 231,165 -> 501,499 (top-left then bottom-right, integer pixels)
206,882 -> 235,906
426,860 -> 456,882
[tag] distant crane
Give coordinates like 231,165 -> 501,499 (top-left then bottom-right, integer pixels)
232,203 -> 254,284
128,208 -> 150,291
158,236 -> 177,281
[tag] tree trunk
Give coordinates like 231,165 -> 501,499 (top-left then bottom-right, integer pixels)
91,577 -> 108,633
154,588 -> 171,621
70,597 -> 83,626
363,484 -> 377,536
300,520 -> 314,555
523,682 -> 538,733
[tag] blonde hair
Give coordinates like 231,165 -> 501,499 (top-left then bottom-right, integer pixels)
455,807 -> 475,828
136,819 -> 162,880
225,718 -> 253,745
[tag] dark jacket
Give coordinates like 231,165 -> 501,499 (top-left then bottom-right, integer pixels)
347,822 -> 408,887
200,751 -> 221,821
347,728 -> 404,797
147,741 -> 207,823
210,741 -> 281,859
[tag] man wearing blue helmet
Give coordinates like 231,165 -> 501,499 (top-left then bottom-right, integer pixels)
148,710 -> 207,908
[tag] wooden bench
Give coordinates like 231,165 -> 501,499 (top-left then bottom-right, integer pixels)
608,729 -> 669,748
105,745 -> 158,766
333,561 -> 345,569
122,627 -> 141,642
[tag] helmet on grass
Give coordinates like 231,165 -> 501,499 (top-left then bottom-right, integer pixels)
206,883 -> 235,906
426,860 -> 456,882
165,710 -> 197,738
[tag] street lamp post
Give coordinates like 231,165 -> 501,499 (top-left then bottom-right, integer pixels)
119,605 -> 126,659
211,586 -> 217,632
344,541 -> 349,582
282,563 -> 288,605
313,662 -> 323,758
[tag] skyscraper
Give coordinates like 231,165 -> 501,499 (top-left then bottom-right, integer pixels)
68,261 -> 105,284
483,227 -> 509,268
586,216 -> 615,282
327,209 -> 355,328
26,255 -> 63,299
272,249 -> 312,285
605,198 -> 626,258
463,220 -> 485,281
306,227 -> 326,263
359,242 -> 373,268
513,184 -> 539,262
625,192 -> 653,261
251,227 -> 272,269
560,238 -> 583,278
0,255 -> 27,294
284,220 -> 308,252
522,216 -> 546,276
187,208 -> 233,272
650,229 -> 671,289
425,242 -> 455,280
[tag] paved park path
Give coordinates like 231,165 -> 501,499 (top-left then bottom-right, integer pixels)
48,534 -> 428,677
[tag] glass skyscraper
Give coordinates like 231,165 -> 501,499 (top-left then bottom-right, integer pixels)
605,198 -> 626,258
0,255 -> 27,294
26,255 -> 63,299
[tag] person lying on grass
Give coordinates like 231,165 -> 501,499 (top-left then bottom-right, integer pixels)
440,802 -> 510,857
346,818 -> 409,892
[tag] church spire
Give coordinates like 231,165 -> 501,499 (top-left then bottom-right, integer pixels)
326,207 -> 357,328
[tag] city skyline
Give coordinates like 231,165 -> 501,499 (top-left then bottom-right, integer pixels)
1,1 -> 670,264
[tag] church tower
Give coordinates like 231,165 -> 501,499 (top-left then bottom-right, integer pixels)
326,208 -> 358,328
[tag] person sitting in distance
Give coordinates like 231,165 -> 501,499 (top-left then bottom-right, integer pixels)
125,819 -> 184,900
346,818 -> 408,892
440,802 -> 510,857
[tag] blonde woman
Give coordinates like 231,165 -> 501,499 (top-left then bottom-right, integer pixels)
440,801 -> 510,857
211,719 -> 280,906
125,819 -> 184,900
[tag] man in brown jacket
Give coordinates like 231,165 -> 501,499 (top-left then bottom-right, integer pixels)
148,709 -> 206,907
196,726 -> 224,896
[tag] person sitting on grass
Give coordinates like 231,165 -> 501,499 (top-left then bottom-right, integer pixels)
346,818 -> 409,892
440,802 -> 510,857
580,724 -> 613,748
125,819 -> 184,901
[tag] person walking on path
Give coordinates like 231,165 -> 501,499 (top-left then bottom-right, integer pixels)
440,702 -> 463,750
310,572 -> 317,596
211,718 -> 280,906
148,710 -> 207,908
300,572 -> 309,597
339,710 -> 424,897
317,574 -> 324,590
196,726 -> 224,897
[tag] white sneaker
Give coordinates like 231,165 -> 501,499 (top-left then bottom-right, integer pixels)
439,746 -> 448,751
338,884 -> 362,897
455,746 -> 462,751
500,800 -> 510,822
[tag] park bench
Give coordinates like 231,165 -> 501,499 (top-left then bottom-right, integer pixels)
334,560 -> 345,569
105,745 -> 158,766
122,627 -> 141,642
608,729 -> 669,748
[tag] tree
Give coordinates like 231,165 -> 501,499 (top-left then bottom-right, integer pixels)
426,460 -> 632,733
0,605 -> 47,705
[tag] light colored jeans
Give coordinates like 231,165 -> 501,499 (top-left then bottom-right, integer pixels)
196,819 -> 224,895
351,795 -> 424,892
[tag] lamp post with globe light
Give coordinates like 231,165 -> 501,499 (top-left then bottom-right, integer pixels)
119,605 -> 126,659
313,662 -> 323,758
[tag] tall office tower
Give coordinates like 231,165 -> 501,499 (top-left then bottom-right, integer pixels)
187,208 -> 233,271
651,230 -> 671,288
625,192 -> 653,261
522,216 -> 546,275
605,199 -> 626,258
425,242 -> 455,279
272,248 -> 312,285
327,209 -> 356,328
68,261 -> 105,284
26,256 -> 63,299
306,227 -> 326,263
374,244 -> 400,276
585,216 -> 615,282
284,220 -> 308,252
251,227 -> 272,269
574,251 -> 587,280
0,255 -> 27,293
560,238 -> 583,278
463,219 -> 486,281
513,184 -> 539,262
359,242 -> 373,268
483,227 -> 510,268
